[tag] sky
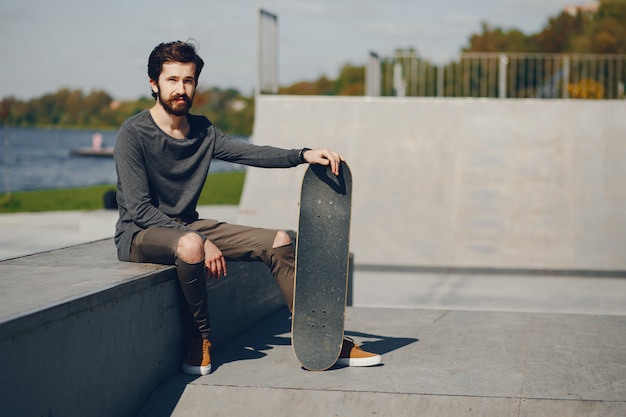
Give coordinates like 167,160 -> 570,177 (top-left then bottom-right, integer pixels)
1,0 -> 593,100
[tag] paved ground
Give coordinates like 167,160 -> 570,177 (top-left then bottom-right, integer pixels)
2,207 -> 626,416
136,307 -> 626,416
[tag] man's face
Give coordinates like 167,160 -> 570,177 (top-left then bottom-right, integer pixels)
151,62 -> 197,116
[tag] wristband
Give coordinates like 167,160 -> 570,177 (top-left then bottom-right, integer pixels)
299,148 -> 311,163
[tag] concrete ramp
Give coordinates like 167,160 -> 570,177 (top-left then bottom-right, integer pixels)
238,96 -> 626,271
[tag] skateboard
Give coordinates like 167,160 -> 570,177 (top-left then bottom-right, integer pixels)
292,161 -> 352,371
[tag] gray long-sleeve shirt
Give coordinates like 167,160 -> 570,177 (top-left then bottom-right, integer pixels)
113,110 -> 302,261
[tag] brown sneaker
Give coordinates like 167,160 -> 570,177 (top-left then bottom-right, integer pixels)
336,337 -> 382,367
182,338 -> 212,375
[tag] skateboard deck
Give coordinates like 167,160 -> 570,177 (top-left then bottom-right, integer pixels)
292,161 -> 352,371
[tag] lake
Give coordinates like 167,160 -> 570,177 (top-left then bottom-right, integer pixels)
0,127 -> 246,193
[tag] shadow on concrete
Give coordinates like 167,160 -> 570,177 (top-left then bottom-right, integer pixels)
329,330 -> 418,371
211,308 -> 293,372
136,372 -> 201,417
137,308 -> 420,416
213,308 -> 419,372
345,329 -> 418,356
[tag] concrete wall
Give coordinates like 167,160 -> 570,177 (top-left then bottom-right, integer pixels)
238,96 -> 626,271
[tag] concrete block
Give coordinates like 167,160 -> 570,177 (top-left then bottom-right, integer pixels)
0,272 -> 181,417
0,239 -> 288,417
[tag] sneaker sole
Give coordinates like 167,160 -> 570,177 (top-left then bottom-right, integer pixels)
181,362 -> 212,375
336,354 -> 382,367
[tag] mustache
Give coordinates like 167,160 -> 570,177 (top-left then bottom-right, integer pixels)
171,94 -> 192,102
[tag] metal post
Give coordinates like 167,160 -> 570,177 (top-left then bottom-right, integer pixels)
366,52 -> 381,97
562,55 -> 570,99
256,9 -> 279,96
393,61 -> 406,97
437,65 -> 444,97
499,54 -> 508,98
256,10 -> 261,97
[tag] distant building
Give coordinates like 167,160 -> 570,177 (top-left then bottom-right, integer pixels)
563,2 -> 599,16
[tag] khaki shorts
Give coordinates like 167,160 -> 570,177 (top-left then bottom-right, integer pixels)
130,219 -> 279,265
129,219 -> 295,310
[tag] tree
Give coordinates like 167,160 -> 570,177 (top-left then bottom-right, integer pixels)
192,87 -> 255,135
278,66 -> 364,97
464,23 -> 537,53
464,1 -> 626,54
329,64 -> 365,96
589,0 -> 626,53
0,86 -> 256,133
535,11 -> 591,52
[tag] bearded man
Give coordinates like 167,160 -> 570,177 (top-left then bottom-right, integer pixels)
113,41 -> 381,375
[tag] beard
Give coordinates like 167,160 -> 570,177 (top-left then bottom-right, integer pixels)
158,88 -> 194,116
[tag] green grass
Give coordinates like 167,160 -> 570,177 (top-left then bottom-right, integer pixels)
197,171 -> 246,205
0,171 -> 245,214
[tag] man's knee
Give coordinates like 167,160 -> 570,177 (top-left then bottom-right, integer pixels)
177,232 -> 205,264
272,230 -> 292,249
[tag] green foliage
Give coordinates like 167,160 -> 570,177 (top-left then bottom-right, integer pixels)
590,0 -> 626,53
0,171 -> 245,214
279,64 -> 365,96
535,10 -> 590,52
330,64 -> 366,95
465,1 -> 626,54
193,88 -> 255,135
0,89 -> 153,129
278,76 -> 333,95
466,23 -> 539,52
0,87 -> 254,135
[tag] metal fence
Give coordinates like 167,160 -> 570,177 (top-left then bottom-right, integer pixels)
367,52 -> 626,100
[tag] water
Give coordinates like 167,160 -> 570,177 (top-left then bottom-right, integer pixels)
0,127 -> 246,193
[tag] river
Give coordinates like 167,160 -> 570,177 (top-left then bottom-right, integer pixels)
0,127 -> 246,193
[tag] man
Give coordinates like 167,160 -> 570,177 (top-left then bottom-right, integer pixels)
114,41 -> 381,375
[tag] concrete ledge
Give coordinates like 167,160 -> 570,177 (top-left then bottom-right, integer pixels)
0,239 -> 285,417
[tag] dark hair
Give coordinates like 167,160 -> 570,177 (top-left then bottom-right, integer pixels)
147,41 -> 205,99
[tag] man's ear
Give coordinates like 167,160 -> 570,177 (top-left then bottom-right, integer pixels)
149,79 -> 158,95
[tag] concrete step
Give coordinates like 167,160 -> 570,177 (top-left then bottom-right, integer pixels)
138,306 -> 626,417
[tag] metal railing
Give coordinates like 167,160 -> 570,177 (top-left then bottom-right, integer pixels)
367,52 -> 626,100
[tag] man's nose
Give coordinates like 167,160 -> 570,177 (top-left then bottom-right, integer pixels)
174,80 -> 186,94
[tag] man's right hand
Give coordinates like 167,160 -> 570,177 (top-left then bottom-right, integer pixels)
204,239 -> 227,279
302,148 -> 346,176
